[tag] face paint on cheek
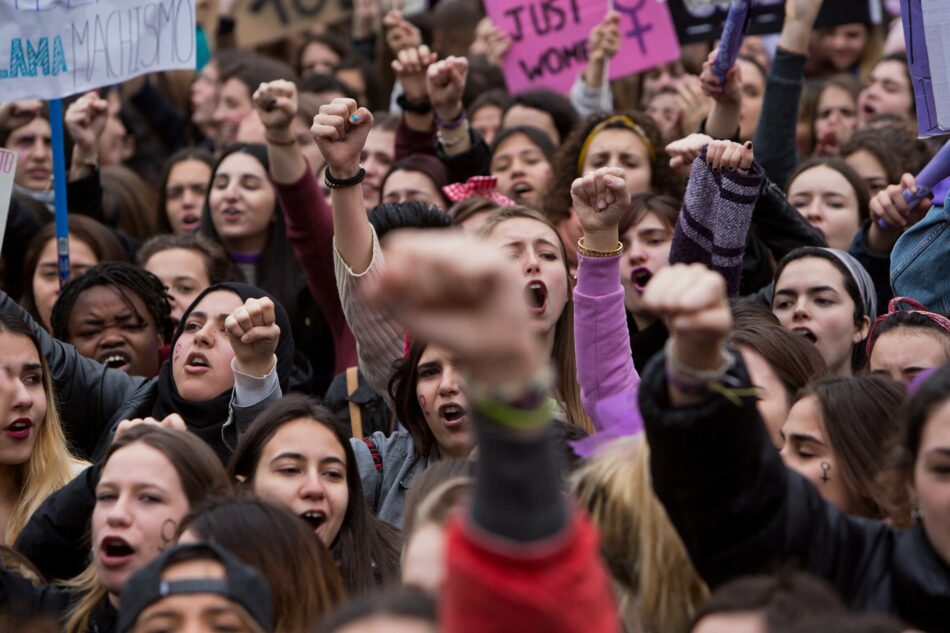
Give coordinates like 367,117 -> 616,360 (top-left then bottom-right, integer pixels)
820,461 -> 831,483
418,394 -> 428,415
173,342 -> 183,362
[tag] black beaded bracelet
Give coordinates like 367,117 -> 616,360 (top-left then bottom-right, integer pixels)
396,94 -> 433,114
325,166 -> 367,189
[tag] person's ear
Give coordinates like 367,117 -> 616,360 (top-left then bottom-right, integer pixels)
853,314 -> 871,344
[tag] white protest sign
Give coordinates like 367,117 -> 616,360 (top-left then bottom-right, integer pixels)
0,149 -> 16,254
0,0 -> 197,102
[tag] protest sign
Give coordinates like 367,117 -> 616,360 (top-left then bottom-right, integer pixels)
485,0 -> 680,95
233,0 -> 352,48
901,0 -> 949,137
667,0 -> 783,44
0,0 -> 197,102
0,149 -> 16,253
921,0 -> 950,131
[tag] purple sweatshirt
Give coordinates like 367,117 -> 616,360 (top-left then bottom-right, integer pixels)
571,253 -> 643,457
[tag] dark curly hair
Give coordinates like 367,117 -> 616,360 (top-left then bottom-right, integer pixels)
542,111 -> 684,225
50,262 -> 173,343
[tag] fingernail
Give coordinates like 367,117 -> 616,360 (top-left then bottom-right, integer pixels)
745,141 -> 753,149
350,114 -> 359,123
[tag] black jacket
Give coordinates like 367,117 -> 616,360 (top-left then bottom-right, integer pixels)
639,350 -> 950,632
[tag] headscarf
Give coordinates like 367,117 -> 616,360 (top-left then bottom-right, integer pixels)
152,282 -> 295,460
819,247 -> 877,319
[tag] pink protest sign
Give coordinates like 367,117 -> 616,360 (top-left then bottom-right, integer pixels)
486,0 -> 681,95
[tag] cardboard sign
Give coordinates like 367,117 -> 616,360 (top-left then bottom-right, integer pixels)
0,0 -> 197,102
667,0 -> 784,44
233,0 -> 352,48
902,0 -> 949,137
486,0 -> 680,95
0,149 -> 17,256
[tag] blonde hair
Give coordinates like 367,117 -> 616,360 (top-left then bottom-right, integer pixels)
480,206 -> 593,433
571,436 -> 708,633
2,320 -> 84,545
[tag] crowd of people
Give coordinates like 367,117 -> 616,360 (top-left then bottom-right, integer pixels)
0,0 -> 949,630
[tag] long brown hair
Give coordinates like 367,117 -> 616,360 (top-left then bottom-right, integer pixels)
0,312 -> 83,544
796,375 -> 906,519
229,395 -> 402,595
64,426 -> 230,633
179,496 -> 346,633
480,206 -> 592,433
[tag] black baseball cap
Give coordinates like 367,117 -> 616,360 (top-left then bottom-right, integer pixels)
117,542 -> 273,633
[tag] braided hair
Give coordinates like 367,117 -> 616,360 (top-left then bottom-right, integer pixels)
50,262 -> 173,343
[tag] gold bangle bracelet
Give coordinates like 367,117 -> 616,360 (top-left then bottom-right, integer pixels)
577,236 -> 624,258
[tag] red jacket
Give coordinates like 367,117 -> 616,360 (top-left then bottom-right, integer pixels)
441,513 -> 620,633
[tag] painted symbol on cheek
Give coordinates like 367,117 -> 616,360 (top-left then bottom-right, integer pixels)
419,394 -> 428,415
173,342 -> 182,362
160,518 -> 178,549
820,461 -> 831,484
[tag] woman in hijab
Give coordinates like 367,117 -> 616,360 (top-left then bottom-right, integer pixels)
0,282 -> 294,463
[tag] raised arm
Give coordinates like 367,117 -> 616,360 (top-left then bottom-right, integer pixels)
668,139 -> 765,295
312,99 -> 406,397
361,231 -> 619,633
571,12 -> 619,118
569,167 -> 641,443
427,57 -> 493,182
639,264 -> 892,596
752,0 -> 823,188
252,81 -> 358,372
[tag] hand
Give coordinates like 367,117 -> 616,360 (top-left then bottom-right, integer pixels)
469,17 -> 511,67
114,414 -> 187,442
311,98 -> 373,178
426,56 -> 468,120
780,0 -> 825,55
361,230 -> 546,385
392,45 -> 438,103
666,133 -> 713,171
699,48 -> 741,105
64,91 -> 109,155
705,140 -> 754,173
226,297 -> 280,378
588,11 -> 621,65
641,264 -> 732,371
252,80 -> 297,137
571,167 -> 630,250
675,74 -> 714,135
0,100 -> 42,131
866,173 -> 931,254
384,10 -> 422,54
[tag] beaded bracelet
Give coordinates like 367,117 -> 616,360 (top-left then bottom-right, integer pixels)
324,166 -> 367,189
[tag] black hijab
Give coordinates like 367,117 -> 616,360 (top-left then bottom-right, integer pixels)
152,282 -> 295,458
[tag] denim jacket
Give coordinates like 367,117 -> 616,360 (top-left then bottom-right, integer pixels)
891,195 -> 950,313
352,431 -> 435,529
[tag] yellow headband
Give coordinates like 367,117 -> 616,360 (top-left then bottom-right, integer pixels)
576,115 -> 656,177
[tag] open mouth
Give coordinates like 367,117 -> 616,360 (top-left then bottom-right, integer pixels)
299,510 -> 326,532
793,327 -> 817,343
512,182 -> 534,197
5,418 -> 33,440
185,352 -> 211,371
221,207 -> 243,221
180,214 -> 201,231
631,267 -> 653,293
100,351 -> 131,371
439,403 -> 467,428
100,536 -> 136,566
524,280 -> 548,314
